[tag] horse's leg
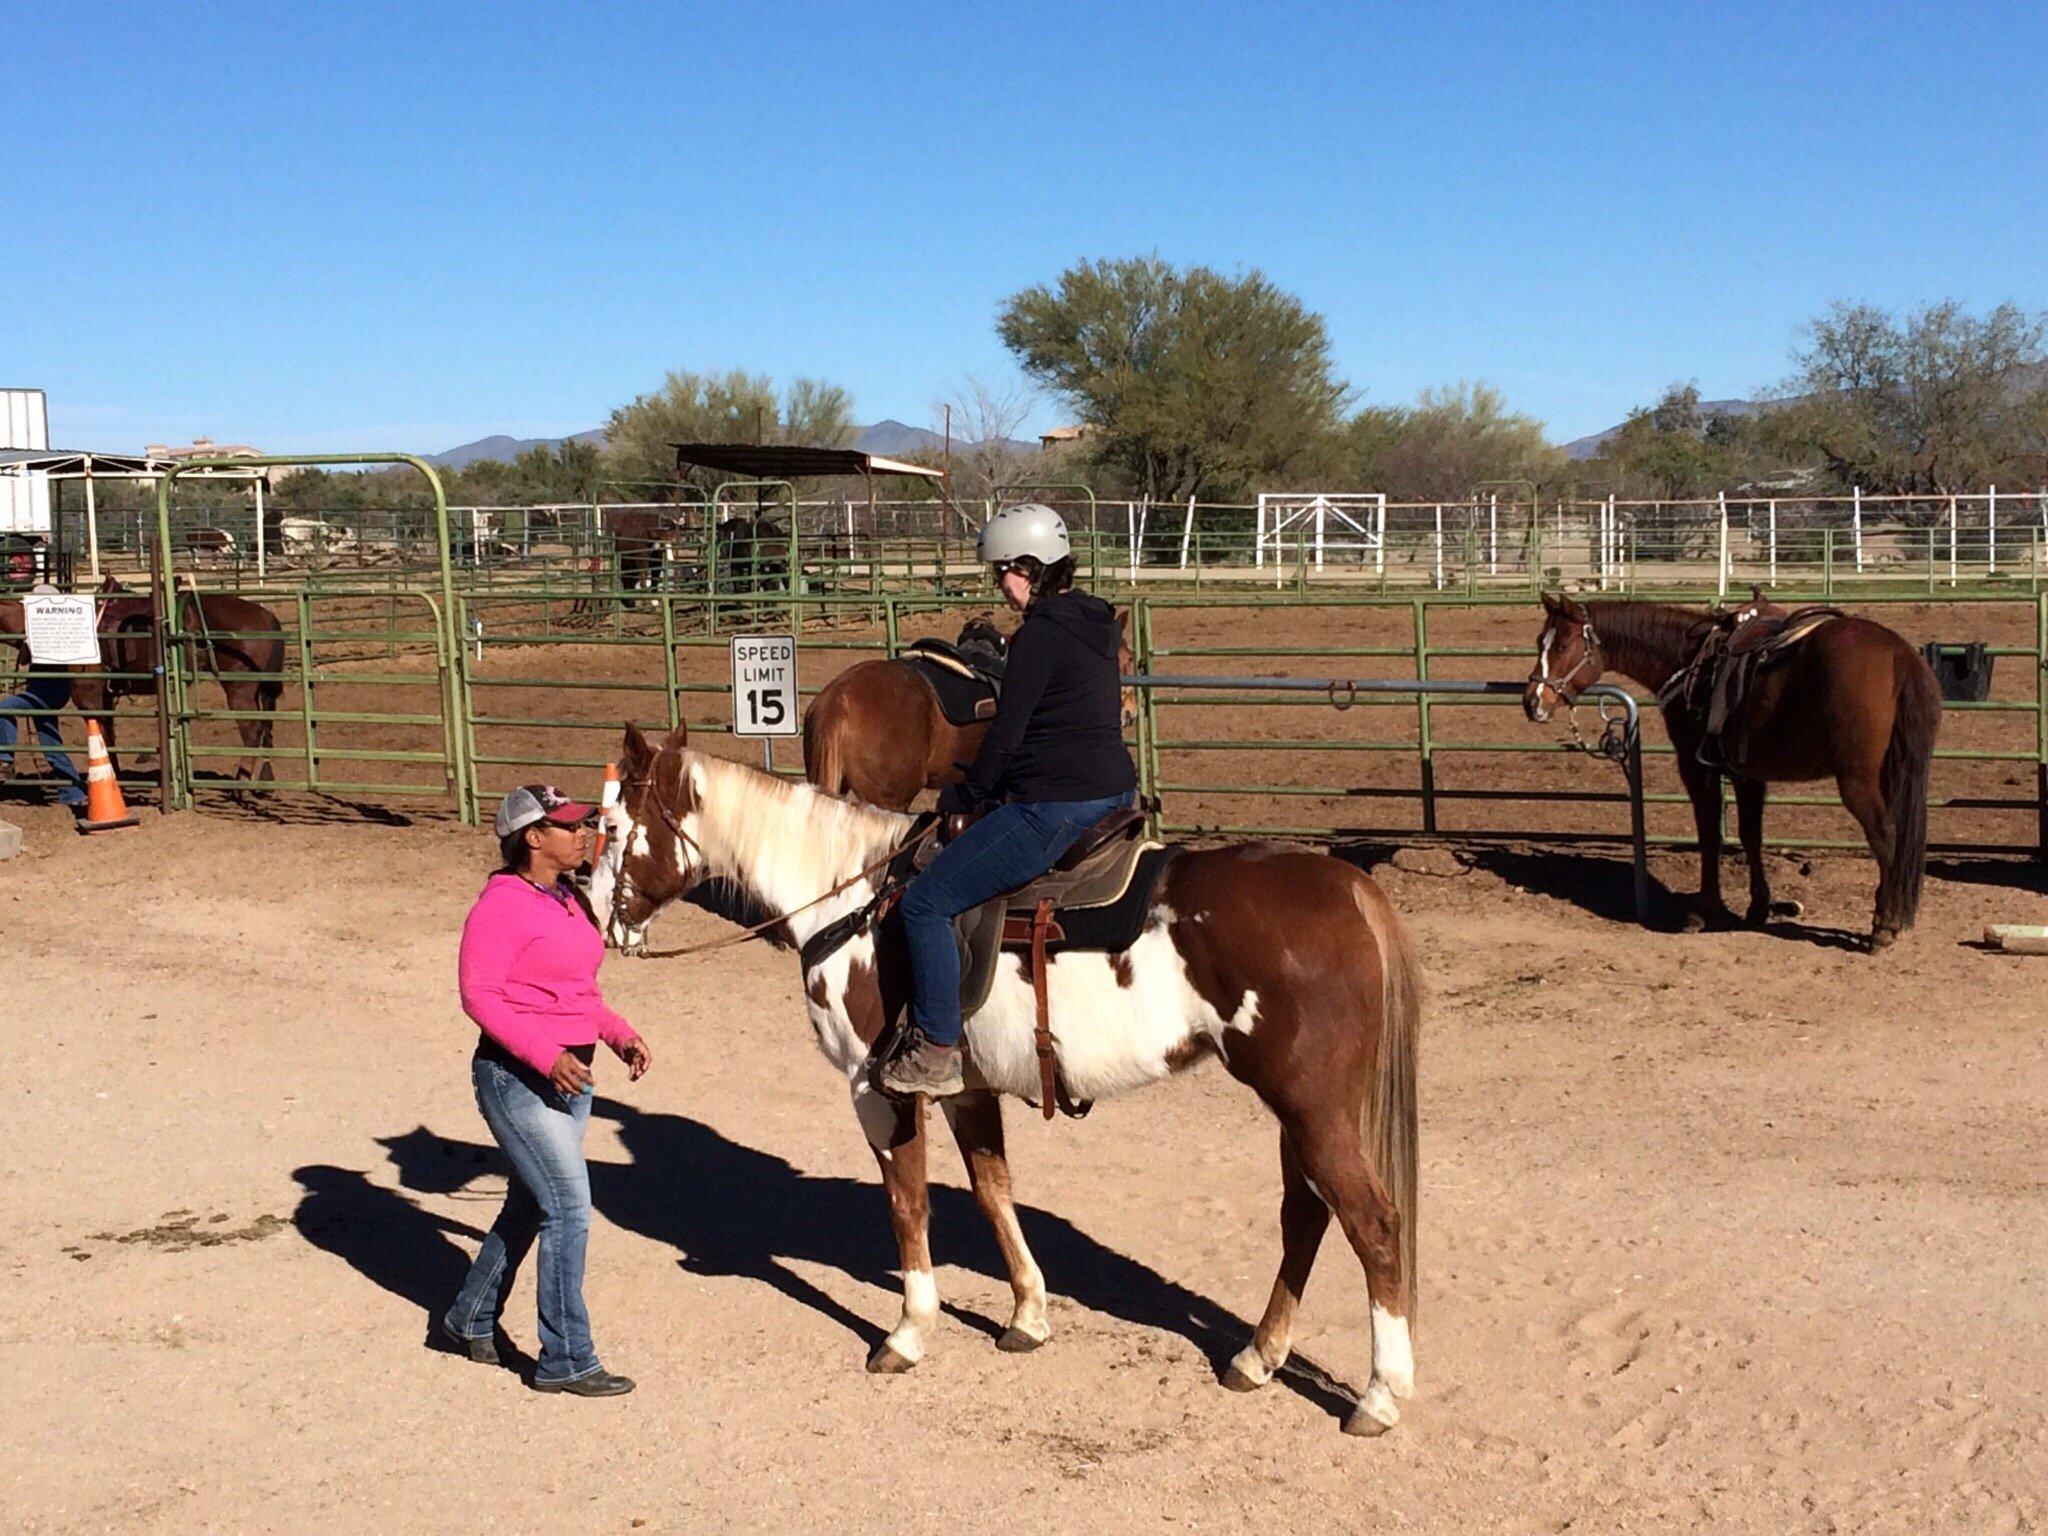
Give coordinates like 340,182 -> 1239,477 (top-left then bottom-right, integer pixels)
215,679 -> 257,781
1734,777 -> 1773,926
939,1091 -> 1050,1351
1836,768 -> 1896,947
256,682 -> 280,781
1675,749 -> 1733,929
855,1086 -> 940,1372
1224,1128 -> 1329,1392
1286,1110 -> 1412,1435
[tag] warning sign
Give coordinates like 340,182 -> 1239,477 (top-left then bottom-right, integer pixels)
23,594 -> 101,667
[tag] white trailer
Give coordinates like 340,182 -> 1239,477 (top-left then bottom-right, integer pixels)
1,388 -> 52,533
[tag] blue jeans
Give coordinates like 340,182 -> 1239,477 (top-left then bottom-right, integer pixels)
900,792 -> 1135,1047
0,675 -> 85,807
445,1048 -> 602,1383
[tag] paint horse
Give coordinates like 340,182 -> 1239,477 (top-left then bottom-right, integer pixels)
1525,591 -> 1941,947
804,612 -> 1136,811
592,721 -> 1422,1435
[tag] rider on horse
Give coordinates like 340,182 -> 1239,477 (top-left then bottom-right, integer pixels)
878,504 -> 1139,1099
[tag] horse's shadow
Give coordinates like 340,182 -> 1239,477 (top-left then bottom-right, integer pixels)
298,1107 -> 1358,1422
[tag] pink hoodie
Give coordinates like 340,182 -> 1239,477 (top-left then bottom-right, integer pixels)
458,873 -> 640,1076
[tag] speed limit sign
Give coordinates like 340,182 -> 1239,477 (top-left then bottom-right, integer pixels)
731,634 -> 800,736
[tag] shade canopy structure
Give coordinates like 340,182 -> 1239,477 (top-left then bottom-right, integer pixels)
0,448 -> 161,476
670,442 -> 946,484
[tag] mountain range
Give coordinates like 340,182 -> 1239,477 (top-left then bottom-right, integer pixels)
426,418 -> 1034,470
1560,397 -> 1773,461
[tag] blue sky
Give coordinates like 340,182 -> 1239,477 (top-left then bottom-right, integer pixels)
12,1 -> 2047,454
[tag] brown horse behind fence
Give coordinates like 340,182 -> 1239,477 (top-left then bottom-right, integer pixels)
805,612 -> 1136,810
22,578 -> 286,782
1524,591 -> 1940,948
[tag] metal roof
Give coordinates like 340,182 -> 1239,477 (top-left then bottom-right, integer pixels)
670,442 -> 945,482
0,448 -> 161,474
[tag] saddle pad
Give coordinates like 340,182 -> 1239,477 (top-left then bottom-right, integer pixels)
905,654 -> 998,727
956,845 -> 1182,1018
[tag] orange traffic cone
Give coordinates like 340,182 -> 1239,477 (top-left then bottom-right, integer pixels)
79,719 -> 139,833
592,761 -> 621,862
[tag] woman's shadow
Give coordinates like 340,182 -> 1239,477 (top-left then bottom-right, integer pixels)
295,1105 -> 1358,1422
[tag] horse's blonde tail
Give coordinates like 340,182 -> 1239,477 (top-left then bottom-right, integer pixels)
1360,885 -> 1422,1319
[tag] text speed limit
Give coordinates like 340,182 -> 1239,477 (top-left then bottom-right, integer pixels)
731,634 -> 800,736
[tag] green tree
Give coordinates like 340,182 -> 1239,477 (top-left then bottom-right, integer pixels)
1344,383 -> 1563,502
997,256 -> 1347,500
1587,383 -> 1780,498
599,369 -> 858,494
1771,301 -> 2048,493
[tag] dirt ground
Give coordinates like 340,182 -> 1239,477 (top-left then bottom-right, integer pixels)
3,772 -> 2044,1533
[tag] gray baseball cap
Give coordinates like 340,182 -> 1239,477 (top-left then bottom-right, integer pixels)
494,783 -> 596,838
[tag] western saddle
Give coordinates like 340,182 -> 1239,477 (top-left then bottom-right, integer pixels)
1666,593 -> 1844,768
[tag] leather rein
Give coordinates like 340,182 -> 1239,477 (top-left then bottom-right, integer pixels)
604,759 -> 937,964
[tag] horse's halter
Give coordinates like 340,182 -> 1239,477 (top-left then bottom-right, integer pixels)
1532,611 -> 1604,705
605,754 -> 706,939
602,743 -> 938,961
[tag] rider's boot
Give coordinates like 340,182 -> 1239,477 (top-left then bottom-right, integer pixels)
878,1026 -> 966,1099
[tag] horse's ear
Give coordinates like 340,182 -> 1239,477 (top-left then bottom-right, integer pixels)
1558,592 -> 1588,619
622,721 -> 653,771
1540,590 -> 1561,613
1116,607 -> 1130,634
1751,584 -> 1767,602
660,720 -> 690,753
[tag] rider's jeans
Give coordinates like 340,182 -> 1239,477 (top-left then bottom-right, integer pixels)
900,793 -> 1135,1048
445,1045 -> 602,1383
0,673 -> 85,807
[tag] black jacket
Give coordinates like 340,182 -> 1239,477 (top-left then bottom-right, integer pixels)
949,590 -> 1138,809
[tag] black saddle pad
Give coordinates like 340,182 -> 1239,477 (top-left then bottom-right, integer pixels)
904,653 -> 1000,727
1038,845 -> 1182,954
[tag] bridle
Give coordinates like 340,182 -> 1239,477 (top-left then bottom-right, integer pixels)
603,747 -> 937,963
1532,611 -> 1604,705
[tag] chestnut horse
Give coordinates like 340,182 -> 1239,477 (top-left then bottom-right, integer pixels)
592,721 -> 1422,1435
1525,591 -> 1940,947
805,612 -> 1136,810
85,577 -> 285,781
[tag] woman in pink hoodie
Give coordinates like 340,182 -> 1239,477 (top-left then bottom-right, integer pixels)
443,785 -> 651,1396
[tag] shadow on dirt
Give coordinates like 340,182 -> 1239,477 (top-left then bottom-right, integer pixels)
1333,837 -> 1688,928
1926,855 -> 2045,896
295,1109 -> 1360,1424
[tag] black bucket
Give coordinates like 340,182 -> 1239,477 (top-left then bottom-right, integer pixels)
1922,641 -> 1993,702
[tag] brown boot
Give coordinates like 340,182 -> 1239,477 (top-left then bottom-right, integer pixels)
877,1028 -> 966,1099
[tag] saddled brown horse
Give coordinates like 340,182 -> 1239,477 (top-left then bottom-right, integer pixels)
84,577 -> 286,781
1524,591 -> 1941,947
592,720 -> 1422,1434
805,612 -> 1136,810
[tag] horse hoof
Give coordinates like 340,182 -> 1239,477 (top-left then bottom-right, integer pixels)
1870,926 -> 1899,951
866,1343 -> 918,1374
1772,899 -> 1804,919
1223,1346 -> 1274,1392
1343,1382 -> 1400,1436
997,1327 -> 1047,1354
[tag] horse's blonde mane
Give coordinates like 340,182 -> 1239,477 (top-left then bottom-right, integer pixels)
682,749 -> 910,906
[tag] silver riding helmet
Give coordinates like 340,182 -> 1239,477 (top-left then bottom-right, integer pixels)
976,503 -> 1071,567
